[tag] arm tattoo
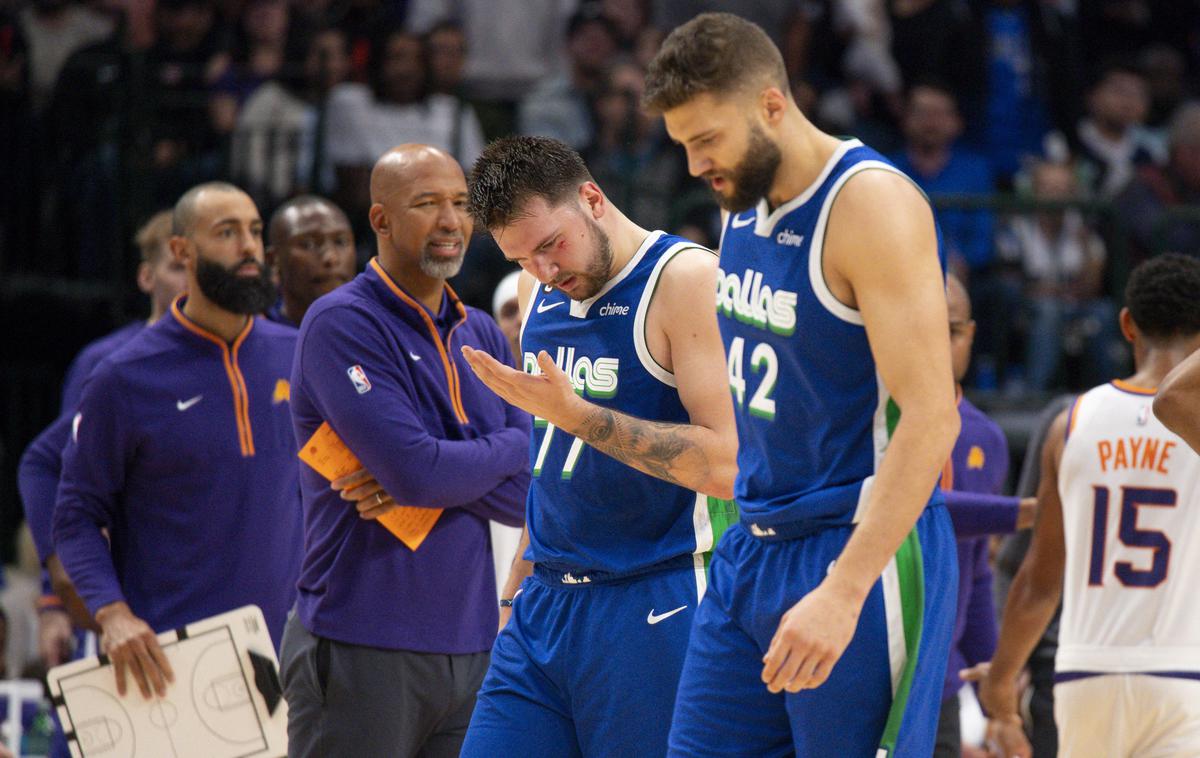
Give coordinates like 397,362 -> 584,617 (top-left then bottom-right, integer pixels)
575,407 -> 709,488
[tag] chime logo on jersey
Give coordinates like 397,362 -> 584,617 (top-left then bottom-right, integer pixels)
715,267 -> 798,336
524,347 -> 619,399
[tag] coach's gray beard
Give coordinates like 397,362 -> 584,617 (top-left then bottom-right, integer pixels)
419,248 -> 465,280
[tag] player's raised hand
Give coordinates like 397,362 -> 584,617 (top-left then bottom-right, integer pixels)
461,346 -> 581,425
95,601 -> 174,699
761,581 -> 860,693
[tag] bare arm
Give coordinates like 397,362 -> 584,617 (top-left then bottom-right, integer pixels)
1154,348 -> 1200,454
968,410 -> 1068,732
498,526 -> 533,630
762,169 -> 960,694
823,171 -> 960,605
463,252 -> 738,499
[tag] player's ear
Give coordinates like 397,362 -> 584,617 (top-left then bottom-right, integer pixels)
135,261 -> 154,295
579,182 -> 605,220
761,86 -> 787,126
1119,307 -> 1138,345
368,203 -> 389,237
168,235 -> 191,267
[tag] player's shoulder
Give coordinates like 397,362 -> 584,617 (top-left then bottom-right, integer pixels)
297,277 -> 380,336
957,396 -> 1008,448
253,316 -> 299,341
72,322 -> 144,368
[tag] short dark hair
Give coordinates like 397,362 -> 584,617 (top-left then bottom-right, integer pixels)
1126,253 -> 1200,339
643,12 -> 788,113
468,136 -> 594,230
172,181 -> 246,236
268,194 -> 347,247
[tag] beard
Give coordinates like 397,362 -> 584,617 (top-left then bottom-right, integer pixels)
713,123 -> 783,213
418,241 -> 465,280
556,216 -> 614,301
195,253 -> 277,315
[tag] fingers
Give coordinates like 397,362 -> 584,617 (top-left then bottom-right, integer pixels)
148,638 -> 175,686
132,641 -> 166,698
358,498 -> 396,520
331,467 -> 373,491
960,662 -> 990,682
113,654 -> 128,696
342,480 -> 384,502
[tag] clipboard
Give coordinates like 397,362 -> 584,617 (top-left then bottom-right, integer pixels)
298,422 -> 442,550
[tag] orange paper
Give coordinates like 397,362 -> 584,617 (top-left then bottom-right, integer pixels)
298,422 -> 442,550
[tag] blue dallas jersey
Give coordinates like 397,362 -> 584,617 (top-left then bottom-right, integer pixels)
717,138 -> 946,532
521,230 -> 734,577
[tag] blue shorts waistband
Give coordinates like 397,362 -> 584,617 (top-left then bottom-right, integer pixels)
741,500 -> 946,543
532,554 -> 694,587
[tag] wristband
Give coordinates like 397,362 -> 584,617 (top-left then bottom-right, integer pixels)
499,598 -> 514,608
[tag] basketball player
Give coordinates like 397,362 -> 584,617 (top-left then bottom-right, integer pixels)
644,13 -> 959,757
1154,346 -> 1200,453
971,253 -> 1200,757
458,135 -> 739,757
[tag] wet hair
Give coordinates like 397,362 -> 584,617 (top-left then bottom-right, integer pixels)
643,12 -> 787,113
468,136 -> 593,230
1125,253 -> 1200,339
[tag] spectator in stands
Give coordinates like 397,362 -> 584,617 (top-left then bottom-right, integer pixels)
491,269 -> 522,365
891,80 -> 996,279
231,27 -> 350,206
974,0 -> 1081,186
210,0 -> 295,135
145,0 -> 231,205
518,7 -> 619,150
16,0 -> 113,112
997,160 -> 1116,391
0,9 -> 33,261
584,59 -> 685,233
1113,101 -> 1200,263
406,0 -> 575,136
889,0 -> 984,120
1073,62 -> 1162,198
425,19 -> 467,97
326,28 -> 485,231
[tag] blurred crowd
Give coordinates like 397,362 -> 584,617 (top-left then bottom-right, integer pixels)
2,0 -> 1200,395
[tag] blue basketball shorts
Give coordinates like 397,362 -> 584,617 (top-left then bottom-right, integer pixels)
461,559 -> 709,758
669,505 -> 957,757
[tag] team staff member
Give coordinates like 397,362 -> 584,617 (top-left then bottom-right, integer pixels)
282,144 -> 528,758
54,182 -> 304,698
265,194 -> 357,328
20,210 -> 186,628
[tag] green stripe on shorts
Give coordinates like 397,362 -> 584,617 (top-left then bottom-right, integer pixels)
702,497 -> 740,571
877,527 -> 926,756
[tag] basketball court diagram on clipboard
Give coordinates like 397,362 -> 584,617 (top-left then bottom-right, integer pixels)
47,606 -> 287,758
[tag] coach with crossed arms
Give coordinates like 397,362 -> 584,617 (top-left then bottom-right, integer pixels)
282,143 -> 528,758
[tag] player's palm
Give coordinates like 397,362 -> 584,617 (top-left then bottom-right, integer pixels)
761,582 -> 859,693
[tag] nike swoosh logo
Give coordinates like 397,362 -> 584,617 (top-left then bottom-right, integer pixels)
176,395 -> 203,411
409,351 -> 421,361
730,213 -> 755,229
536,300 -> 564,313
647,605 -> 688,625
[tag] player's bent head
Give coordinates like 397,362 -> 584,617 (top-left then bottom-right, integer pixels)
468,136 -> 594,232
643,12 -> 788,115
1125,253 -> 1200,342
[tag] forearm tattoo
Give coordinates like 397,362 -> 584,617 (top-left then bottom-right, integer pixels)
575,407 -> 709,487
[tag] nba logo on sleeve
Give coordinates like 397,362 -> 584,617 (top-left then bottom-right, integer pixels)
346,365 -> 372,394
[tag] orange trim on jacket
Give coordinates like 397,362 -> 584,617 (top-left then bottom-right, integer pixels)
369,258 -> 471,424
170,297 -> 257,456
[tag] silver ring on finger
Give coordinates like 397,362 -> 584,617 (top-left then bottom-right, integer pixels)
375,492 -> 385,506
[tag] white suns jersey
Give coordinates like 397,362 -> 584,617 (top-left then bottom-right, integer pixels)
1056,381 -> 1200,675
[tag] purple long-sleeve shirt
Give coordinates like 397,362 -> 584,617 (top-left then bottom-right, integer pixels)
941,395 -> 1016,701
53,300 -> 304,647
19,323 -> 146,565
290,259 -> 529,653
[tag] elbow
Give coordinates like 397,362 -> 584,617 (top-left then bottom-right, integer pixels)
702,440 -> 739,501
